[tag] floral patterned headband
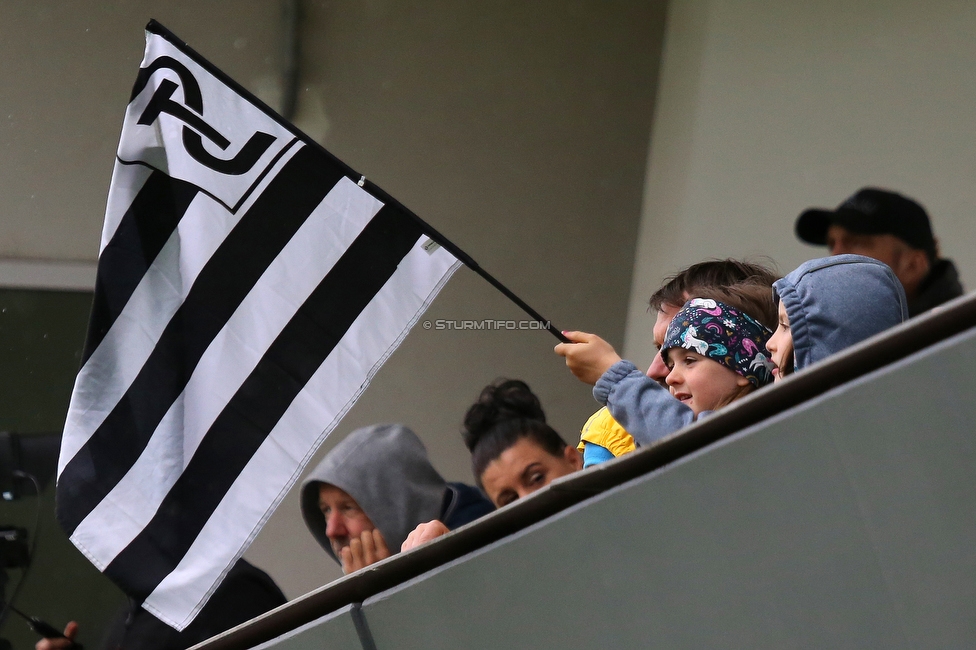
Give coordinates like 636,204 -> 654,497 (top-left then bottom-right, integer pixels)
662,298 -> 774,387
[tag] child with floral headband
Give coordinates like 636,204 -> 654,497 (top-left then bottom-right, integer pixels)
557,297 -> 775,453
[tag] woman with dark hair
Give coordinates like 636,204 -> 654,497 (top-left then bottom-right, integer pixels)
461,379 -> 582,507
400,380 -> 581,552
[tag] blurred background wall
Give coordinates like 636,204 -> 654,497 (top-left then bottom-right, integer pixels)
1,0 -> 974,648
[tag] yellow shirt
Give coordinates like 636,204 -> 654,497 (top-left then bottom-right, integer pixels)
577,406 -> 636,458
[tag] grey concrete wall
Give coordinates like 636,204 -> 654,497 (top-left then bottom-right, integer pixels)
339,325 -> 976,649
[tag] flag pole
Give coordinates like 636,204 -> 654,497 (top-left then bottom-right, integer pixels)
145,20 -> 571,345
361,181 -> 571,344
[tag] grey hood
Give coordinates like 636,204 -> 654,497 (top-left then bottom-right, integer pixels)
300,423 -> 447,563
773,254 -> 908,372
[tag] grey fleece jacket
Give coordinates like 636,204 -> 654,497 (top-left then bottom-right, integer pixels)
594,254 -> 907,447
594,360 -> 696,447
300,423 -> 448,564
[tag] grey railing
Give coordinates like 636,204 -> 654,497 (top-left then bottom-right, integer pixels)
195,289 -> 976,650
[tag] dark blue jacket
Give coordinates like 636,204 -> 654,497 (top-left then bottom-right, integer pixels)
442,481 -> 494,529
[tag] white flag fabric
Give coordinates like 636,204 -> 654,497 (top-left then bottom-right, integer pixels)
57,21 -> 460,630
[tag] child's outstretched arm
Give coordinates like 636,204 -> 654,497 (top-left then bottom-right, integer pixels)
555,332 -> 695,446
594,360 -> 695,446
554,331 -> 623,385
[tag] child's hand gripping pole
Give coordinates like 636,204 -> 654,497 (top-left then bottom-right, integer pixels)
554,331 -> 624,385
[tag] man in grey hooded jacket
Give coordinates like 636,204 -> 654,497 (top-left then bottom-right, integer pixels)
300,423 -> 493,573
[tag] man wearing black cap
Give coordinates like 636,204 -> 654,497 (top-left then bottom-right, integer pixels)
795,187 -> 964,317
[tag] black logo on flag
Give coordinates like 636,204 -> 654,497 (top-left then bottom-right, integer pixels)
133,56 -> 275,175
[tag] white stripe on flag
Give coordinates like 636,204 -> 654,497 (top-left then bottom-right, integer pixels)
58,143 -> 303,477
100,162 -> 154,253
142,239 -> 461,629
69,177 -> 382,568
60,23 -> 484,632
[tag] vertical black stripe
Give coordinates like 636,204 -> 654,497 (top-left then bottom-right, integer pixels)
104,206 -> 423,599
57,146 -> 344,535
83,171 -> 199,363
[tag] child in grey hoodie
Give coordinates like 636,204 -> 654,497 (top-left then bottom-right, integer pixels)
767,254 -> 908,379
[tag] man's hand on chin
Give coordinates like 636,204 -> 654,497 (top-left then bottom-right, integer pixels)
339,528 -> 390,574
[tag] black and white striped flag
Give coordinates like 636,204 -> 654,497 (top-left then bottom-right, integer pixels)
56,22 -> 462,629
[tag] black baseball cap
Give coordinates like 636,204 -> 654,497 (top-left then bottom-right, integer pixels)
795,187 -> 936,259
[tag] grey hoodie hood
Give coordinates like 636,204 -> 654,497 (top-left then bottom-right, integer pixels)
300,423 -> 447,564
773,254 -> 908,372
